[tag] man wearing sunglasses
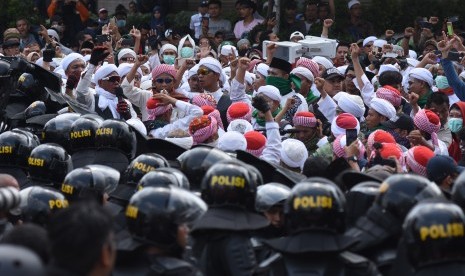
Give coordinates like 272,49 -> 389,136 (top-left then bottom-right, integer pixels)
75,47 -> 138,121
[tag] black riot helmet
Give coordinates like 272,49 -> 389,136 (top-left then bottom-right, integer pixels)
28,143 -> 73,187
403,200 -> 465,268
346,181 -> 381,227
69,117 -> 100,152
0,130 -> 38,169
61,165 -> 119,204
95,119 -> 137,160
16,73 -> 45,100
285,180 -> 346,234
256,182 -> 291,212
220,159 -> 264,188
42,113 -> 80,152
201,161 -> 255,209
122,153 -> 170,186
157,168 -> 190,190
24,101 -> 47,120
137,170 -> 186,191
177,146 -> 232,190
0,59 -> 10,76
0,244 -> 44,276
375,174 -> 443,221
451,170 -> 465,211
126,186 -> 207,253
19,186 -> 69,226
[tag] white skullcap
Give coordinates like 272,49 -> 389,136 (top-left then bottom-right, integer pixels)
140,79 -> 152,90
406,58 -> 420,68
54,67 -> 67,79
47,29 -> 60,42
409,68 -> 434,87
348,0 -> 360,9
141,61 -> 151,71
290,31 -> 304,40
83,54 -> 91,62
291,67 -> 314,82
408,50 -> 418,60
198,57 -> 226,84
331,113 -> 360,137
226,119 -> 254,134
218,131 -> 247,152
337,65 -> 348,75
280,138 -> 308,170
117,48 -> 137,61
337,93 -> 365,119
312,56 -> 333,70
160,43 -> 177,55
165,136 -> 194,149
256,85 -> 281,102
245,71 -> 255,85
255,63 -> 269,77
188,64 -> 200,78
363,36 -> 377,47
369,98 -> 397,120
94,64 -> 118,85
373,39 -> 387,48
61,53 -> 85,72
117,63 -> 143,78
220,45 -> 238,57
378,64 -> 399,76
126,118 -> 147,136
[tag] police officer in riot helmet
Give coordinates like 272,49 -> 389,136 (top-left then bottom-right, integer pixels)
19,186 -> 69,227
190,160 -> 269,276
25,143 -> 73,189
69,116 -> 102,168
60,165 -> 119,205
177,146 -> 232,191
255,182 -> 291,238
42,113 -> 81,153
345,181 -> 381,228
93,119 -> 137,173
259,180 -> 380,276
114,186 -> 206,275
401,199 -> 465,275
0,129 -> 39,187
345,174 -> 443,274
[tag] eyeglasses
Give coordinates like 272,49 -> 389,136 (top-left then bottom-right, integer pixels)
155,78 -> 173,84
101,76 -> 121,83
197,67 -> 214,76
121,57 -> 135,62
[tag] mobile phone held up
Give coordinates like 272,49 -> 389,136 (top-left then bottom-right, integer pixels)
346,129 -> 358,147
96,35 -> 111,43
447,22 -> 454,37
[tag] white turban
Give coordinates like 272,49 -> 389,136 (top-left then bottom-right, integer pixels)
408,50 -> 418,60
312,56 -> 333,70
378,64 -> 399,76
280,138 -> 308,170
198,57 -> 226,84
220,45 -> 238,57
117,48 -> 137,61
409,68 -> 434,87
256,85 -> 281,102
363,36 -> 377,47
369,98 -> 396,120
245,71 -> 255,85
218,131 -> 247,152
61,53 -> 85,72
227,119 -> 254,134
373,39 -> 387,48
337,65 -> 348,75
337,93 -> 365,119
255,63 -> 269,78
117,63 -> 143,78
94,64 -> 118,85
160,43 -> 177,55
188,64 -> 200,78
291,67 -> 314,82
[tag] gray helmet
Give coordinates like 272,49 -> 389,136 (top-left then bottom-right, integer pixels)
0,244 -> 44,275
255,182 -> 291,212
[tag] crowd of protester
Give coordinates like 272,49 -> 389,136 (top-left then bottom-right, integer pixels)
1,0 -> 465,275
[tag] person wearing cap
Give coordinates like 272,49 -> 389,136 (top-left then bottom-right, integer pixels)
190,0 -> 210,40
406,145 -> 435,176
75,48 -> 138,121
343,0 -> 374,42
97,8 -> 109,27
117,48 -> 137,65
158,43 -> 178,65
366,98 -> 396,134
206,0 -> 232,38
427,155 -> 463,198
233,0 -> 263,39
2,28 -> 21,57
290,31 -> 304,43
253,63 -> 269,92
408,67 -> 434,109
409,109 -> 448,155
291,111 -> 321,153
290,66 -> 318,106
313,67 -> 343,123
333,92 -> 365,122
60,52 -> 87,97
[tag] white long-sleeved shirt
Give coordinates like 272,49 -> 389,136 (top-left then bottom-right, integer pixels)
76,64 -> 138,119
121,78 -> 152,121
317,94 -> 337,122
355,74 -> 375,106
260,121 -> 282,166
149,100 -> 203,139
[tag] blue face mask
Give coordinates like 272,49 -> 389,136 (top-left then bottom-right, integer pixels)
163,55 -> 176,65
116,19 -> 126,28
448,117 -> 463,133
180,47 -> 194,58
